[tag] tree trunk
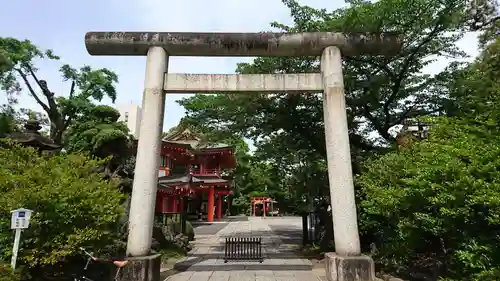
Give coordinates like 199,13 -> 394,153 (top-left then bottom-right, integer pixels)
118,194 -> 132,236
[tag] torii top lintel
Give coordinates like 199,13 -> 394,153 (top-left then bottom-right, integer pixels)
84,32 -> 401,57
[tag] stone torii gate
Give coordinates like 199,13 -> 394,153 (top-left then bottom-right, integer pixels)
85,32 -> 400,281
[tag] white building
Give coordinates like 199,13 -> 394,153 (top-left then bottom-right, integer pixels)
117,103 -> 142,139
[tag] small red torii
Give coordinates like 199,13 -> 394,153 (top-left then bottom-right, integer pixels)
250,196 -> 276,217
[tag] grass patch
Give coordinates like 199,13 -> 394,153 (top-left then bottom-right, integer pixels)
296,244 -> 326,260
159,248 -> 186,263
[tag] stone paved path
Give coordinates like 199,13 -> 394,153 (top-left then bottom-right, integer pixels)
164,217 -> 325,281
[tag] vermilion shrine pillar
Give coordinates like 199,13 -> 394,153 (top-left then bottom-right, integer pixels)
155,194 -> 163,213
207,186 -> 215,222
166,196 -> 174,212
161,195 -> 167,213
216,195 -> 222,219
172,197 -> 178,213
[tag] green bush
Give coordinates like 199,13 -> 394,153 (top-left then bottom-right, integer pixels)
0,263 -> 20,281
0,142 -> 124,275
152,222 -> 191,254
165,219 -> 194,241
185,221 -> 194,241
230,196 -> 250,215
357,118 -> 500,281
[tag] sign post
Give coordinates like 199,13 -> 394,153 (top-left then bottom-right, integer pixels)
10,208 -> 33,270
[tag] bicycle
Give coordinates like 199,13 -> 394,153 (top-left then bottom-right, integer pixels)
73,247 -> 129,281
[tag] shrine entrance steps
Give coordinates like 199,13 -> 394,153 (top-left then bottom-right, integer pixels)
163,216 -> 325,281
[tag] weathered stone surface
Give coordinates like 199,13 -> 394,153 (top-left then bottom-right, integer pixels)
164,73 -> 323,93
115,254 -> 161,281
325,253 -> 375,281
84,32 -> 401,57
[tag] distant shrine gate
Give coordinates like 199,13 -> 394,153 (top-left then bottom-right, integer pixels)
250,196 -> 277,217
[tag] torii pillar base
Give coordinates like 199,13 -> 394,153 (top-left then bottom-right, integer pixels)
325,253 -> 376,281
115,254 -> 161,281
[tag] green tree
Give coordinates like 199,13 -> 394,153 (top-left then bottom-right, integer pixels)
0,38 -> 118,145
176,0 -> 500,262
65,104 -> 132,169
179,0 -> 493,155
0,104 -> 19,138
177,0 -> 497,215
445,35 -> 500,121
65,104 -> 136,237
357,117 -> 500,281
176,0 -> 498,231
0,142 -> 125,278
356,17 -> 500,280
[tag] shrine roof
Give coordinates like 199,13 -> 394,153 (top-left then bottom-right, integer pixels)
162,127 -> 234,152
162,141 -> 192,148
197,142 -> 232,150
158,174 -> 231,188
197,177 -> 229,184
158,174 -> 204,185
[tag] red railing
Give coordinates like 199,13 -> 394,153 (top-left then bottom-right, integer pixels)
191,168 -> 220,176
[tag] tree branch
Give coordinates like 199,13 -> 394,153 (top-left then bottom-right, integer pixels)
471,15 -> 500,30
27,66 -> 58,111
14,68 -> 50,112
63,116 -> 73,132
363,103 -> 391,140
382,11 -> 449,130
69,80 -> 76,98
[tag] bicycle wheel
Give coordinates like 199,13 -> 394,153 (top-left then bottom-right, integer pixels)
73,275 -> 95,281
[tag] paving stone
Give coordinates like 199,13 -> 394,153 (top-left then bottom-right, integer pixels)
188,271 -> 214,281
208,271 -> 230,281
164,217 -> 319,281
228,270 -> 255,281
273,270 -> 296,277
274,277 -> 300,281
255,276 -> 276,281
164,271 -> 194,281
254,270 -> 274,277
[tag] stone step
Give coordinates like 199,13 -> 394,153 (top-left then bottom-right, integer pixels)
173,257 -> 313,272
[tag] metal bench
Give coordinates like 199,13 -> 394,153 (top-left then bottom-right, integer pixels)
224,237 -> 263,263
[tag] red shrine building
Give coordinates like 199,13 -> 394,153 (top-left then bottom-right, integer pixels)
154,128 -> 236,222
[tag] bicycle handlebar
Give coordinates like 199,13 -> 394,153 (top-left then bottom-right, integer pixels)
79,247 -> 129,270
79,247 -> 95,259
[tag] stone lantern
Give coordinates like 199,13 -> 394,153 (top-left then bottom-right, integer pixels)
403,118 -> 430,139
396,118 -> 430,147
7,120 -> 61,153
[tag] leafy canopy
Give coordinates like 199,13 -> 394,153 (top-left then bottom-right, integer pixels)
0,37 -> 118,145
358,117 -> 500,280
0,142 -> 125,268
177,0 -> 496,215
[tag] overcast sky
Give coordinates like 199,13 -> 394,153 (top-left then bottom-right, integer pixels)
0,0 -> 479,132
